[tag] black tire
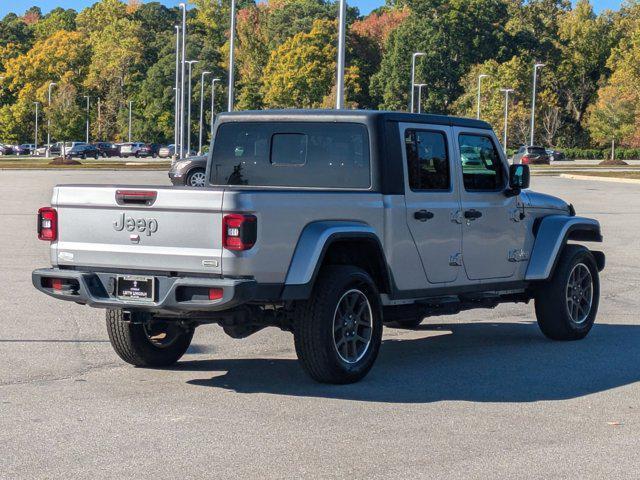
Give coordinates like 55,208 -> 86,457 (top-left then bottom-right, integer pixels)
534,244 -> 600,341
293,265 -> 383,384
106,309 -> 194,367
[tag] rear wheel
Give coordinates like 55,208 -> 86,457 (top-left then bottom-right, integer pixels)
535,245 -> 599,340
106,309 -> 194,367
293,265 -> 383,384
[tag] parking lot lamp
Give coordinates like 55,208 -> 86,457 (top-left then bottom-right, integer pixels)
228,0 -> 237,112
128,100 -> 133,143
415,83 -> 426,114
84,96 -> 90,143
174,25 -> 181,161
335,0 -> 346,109
179,3 -> 187,158
477,74 -> 489,119
34,102 -> 40,155
530,62 -> 545,146
198,71 -> 211,155
46,82 -> 57,158
210,78 -> 220,145
500,88 -> 514,154
186,60 -> 199,156
410,52 -> 426,113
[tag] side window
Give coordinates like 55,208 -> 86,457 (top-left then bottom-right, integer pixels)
404,129 -> 450,191
459,134 -> 505,191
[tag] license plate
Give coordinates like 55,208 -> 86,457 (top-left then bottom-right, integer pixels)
117,275 -> 155,302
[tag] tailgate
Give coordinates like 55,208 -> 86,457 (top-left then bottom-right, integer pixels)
52,185 -> 224,274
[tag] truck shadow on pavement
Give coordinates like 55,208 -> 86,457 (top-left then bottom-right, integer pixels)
181,321 -> 640,403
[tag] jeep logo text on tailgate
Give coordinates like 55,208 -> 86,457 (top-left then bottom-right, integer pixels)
113,213 -> 158,236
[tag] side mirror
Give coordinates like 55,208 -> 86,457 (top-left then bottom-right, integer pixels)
507,164 -> 530,195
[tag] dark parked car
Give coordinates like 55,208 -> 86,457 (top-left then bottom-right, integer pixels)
546,148 -> 568,161
137,143 -> 161,158
65,144 -> 100,160
17,144 -> 35,155
0,144 -> 15,155
168,155 -> 207,187
512,146 -> 551,165
93,142 -> 120,158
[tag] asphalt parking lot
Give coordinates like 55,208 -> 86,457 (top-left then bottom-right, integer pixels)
1,170 -> 638,479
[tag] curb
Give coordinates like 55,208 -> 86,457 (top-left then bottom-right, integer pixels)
559,173 -> 640,185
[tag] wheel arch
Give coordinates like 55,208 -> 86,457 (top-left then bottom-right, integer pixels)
526,215 -> 603,281
281,221 -> 391,300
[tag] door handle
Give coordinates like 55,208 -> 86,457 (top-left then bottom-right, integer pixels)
464,209 -> 482,220
414,210 -> 434,221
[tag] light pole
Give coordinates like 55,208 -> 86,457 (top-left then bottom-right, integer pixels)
179,3 -> 187,158
210,78 -> 220,146
477,74 -> 489,120
335,0 -> 346,109
97,98 -> 101,140
186,60 -> 199,156
84,95 -> 90,143
128,100 -> 133,142
174,25 -> 181,160
410,52 -> 426,113
198,70 -> 211,155
415,83 -> 426,114
46,82 -> 57,158
500,88 -> 514,154
228,0 -> 237,112
34,102 -> 40,155
530,62 -> 545,146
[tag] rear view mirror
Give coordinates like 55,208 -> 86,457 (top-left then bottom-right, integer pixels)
507,164 -> 530,194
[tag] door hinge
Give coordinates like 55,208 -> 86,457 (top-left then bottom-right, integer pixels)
450,210 -> 463,224
449,253 -> 463,266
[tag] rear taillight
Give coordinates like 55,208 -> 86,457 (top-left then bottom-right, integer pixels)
222,214 -> 257,251
37,207 -> 57,241
521,155 -> 531,164
208,288 -> 224,300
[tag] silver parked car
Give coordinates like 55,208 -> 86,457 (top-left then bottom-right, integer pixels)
32,110 -> 604,384
158,144 -> 176,158
119,142 -> 146,158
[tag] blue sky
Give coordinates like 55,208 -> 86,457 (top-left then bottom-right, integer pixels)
0,0 -> 626,19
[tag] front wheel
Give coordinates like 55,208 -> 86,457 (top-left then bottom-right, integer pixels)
534,245 -> 600,340
106,309 -> 194,367
186,168 -> 206,187
293,265 -> 383,384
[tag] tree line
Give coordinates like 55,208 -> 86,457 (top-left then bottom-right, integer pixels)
0,0 -> 638,151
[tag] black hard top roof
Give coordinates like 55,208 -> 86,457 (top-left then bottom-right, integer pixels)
216,109 -> 492,130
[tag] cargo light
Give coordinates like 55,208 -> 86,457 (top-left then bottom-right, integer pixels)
222,214 -> 257,251
37,207 -> 58,241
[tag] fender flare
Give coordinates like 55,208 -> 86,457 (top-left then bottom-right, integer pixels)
525,215 -> 602,281
281,221 -> 389,300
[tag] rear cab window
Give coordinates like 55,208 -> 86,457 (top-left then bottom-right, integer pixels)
210,122 -> 371,189
404,129 -> 450,191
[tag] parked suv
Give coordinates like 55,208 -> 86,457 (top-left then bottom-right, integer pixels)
32,110 -> 604,384
512,146 -> 551,165
119,142 -> 145,158
94,142 -> 120,158
137,143 -> 161,158
158,144 -> 176,158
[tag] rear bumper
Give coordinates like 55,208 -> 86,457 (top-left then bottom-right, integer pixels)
32,268 -> 257,314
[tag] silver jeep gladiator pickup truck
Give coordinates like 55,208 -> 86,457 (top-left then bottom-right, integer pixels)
33,110 -> 605,384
